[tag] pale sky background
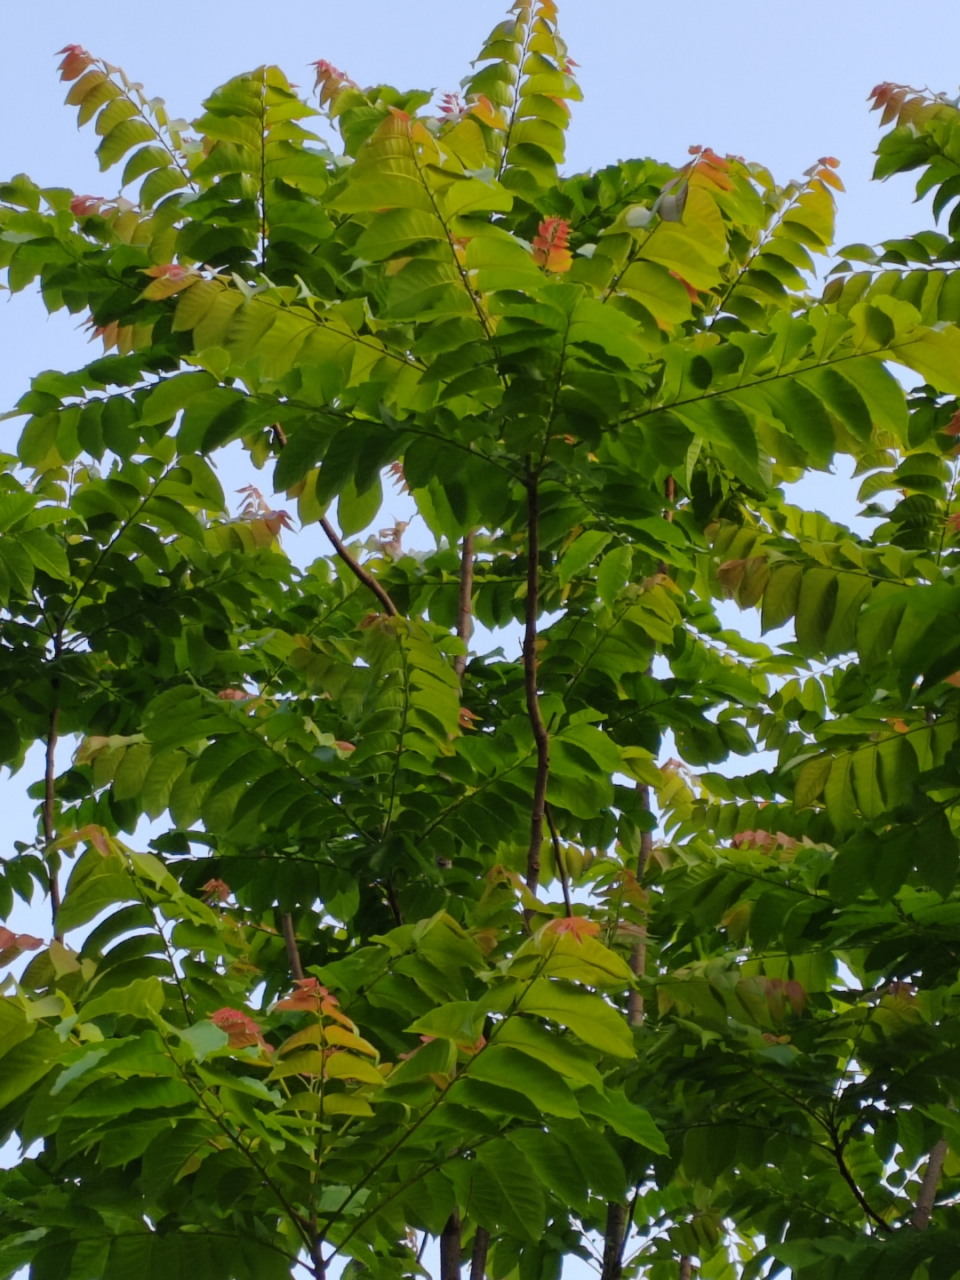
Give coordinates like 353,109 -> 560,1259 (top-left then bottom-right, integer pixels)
2,0 -> 955,931
1,1 -> 958,1265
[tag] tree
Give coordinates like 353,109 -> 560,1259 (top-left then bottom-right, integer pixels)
2,6 -> 960,1278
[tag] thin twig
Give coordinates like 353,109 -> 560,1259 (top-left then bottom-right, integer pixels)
281,912 -> 305,981
320,516 -> 398,616
454,530 -> 475,680
545,804 -> 573,918
523,469 -> 549,895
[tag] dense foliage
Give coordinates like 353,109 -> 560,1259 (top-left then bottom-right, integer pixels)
3,7 -> 960,1278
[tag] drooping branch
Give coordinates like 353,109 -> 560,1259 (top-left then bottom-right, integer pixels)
470,1227 -> 489,1280
911,1137 -> 948,1229
440,1210 -> 461,1280
281,912 -> 305,982
523,471 -> 549,895
320,516 -> 398,617
454,530 -> 475,681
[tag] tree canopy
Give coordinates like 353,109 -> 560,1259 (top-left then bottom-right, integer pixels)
3,6 -> 960,1279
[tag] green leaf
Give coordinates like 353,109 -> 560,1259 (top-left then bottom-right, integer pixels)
518,980 -> 635,1058
475,1138 -> 546,1241
466,1045 -> 580,1117
337,473 -> 383,536
19,530 -> 70,580
558,531 -> 611,587
577,1086 -> 668,1152
80,977 -> 165,1023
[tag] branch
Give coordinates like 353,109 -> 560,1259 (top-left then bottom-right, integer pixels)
281,912 -> 305,982
545,804 -> 573,918
320,516 -> 398,617
911,1137 -> 948,1230
470,1227 -> 490,1280
679,1258 -> 693,1280
454,530 -> 475,680
832,1137 -> 891,1233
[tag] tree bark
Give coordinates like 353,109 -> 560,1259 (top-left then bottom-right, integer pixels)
469,1226 -> 489,1280
679,1258 -> 693,1280
601,1202 -> 626,1280
911,1137 -> 948,1229
454,530 -> 475,680
440,1210 -> 461,1280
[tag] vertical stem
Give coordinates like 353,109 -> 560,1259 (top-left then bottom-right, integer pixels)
523,470 -> 549,895
440,1210 -> 461,1280
627,790 -> 653,1028
626,475 -> 672,1024
43,633 -> 63,941
385,880 -> 403,927
601,1202 -> 626,1280
470,1227 -> 489,1280
454,530 -> 475,681
545,804 -> 573,917
679,1259 -> 693,1280
281,912 -> 305,982
911,1137 -> 948,1229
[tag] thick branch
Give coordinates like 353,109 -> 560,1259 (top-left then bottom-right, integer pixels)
281,912 -> 305,982
470,1227 -> 489,1280
454,530 -> 475,680
679,1259 -> 693,1280
523,473 -> 549,895
440,1210 -> 461,1280
601,1202 -> 626,1280
911,1138 -> 948,1230
545,804 -> 573,918
320,516 -> 398,617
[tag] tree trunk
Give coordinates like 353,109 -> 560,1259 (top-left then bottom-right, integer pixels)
679,1258 -> 693,1280
600,1202 -> 626,1280
440,1211 -> 461,1280
470,1226 -> 489,1280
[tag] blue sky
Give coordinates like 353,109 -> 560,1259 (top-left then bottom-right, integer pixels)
1,0 -> 959,927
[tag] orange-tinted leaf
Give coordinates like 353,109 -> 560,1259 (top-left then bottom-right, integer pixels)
57,45 -> 95,82
545,916 -> 600,942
